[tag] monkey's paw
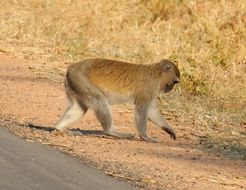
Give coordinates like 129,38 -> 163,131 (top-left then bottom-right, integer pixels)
105,131 -> 135,139
162,127 -> 176,140
140,136 -> 158,143
52,129 -> 65,136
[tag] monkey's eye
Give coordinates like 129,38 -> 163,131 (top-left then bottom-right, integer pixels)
173,80 -> 179,84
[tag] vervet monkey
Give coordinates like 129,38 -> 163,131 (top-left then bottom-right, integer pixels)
55,58 -> 180,142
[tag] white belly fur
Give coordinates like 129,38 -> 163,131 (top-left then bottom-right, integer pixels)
105,92 -> 135,105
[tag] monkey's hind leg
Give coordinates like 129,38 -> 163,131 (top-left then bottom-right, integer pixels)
94,99 -> 134,139
55,99 -> 84,132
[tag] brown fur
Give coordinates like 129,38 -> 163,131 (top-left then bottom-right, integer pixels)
55,58 -> 180,142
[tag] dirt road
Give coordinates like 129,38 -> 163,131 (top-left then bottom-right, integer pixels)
0,54 -> 245,190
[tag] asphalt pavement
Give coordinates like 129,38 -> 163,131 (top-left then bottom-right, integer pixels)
0,127 -> 136,190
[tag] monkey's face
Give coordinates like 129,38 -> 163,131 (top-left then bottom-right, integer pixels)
163,81 -> 176,93
159,60 -> 180,93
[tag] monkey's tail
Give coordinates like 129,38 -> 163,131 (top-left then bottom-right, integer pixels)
65,66 -> 89,112
65,65 -> 77,92
64,65 -> 79,101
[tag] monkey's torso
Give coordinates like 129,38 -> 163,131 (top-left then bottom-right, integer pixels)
67,59 -> 161,105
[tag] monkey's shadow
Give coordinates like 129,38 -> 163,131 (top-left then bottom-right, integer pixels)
26,124 -> 138,141
27,124 -> 104,137
69,128 -> 104,136
27,124 -> 56,132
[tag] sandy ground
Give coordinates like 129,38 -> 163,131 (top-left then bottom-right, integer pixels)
0,54 -> 245,190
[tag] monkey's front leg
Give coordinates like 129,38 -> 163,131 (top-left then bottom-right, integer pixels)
134,104 -> 157,143
148,102 -> 176,140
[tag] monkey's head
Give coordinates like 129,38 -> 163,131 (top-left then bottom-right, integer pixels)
158,59 -> 180,93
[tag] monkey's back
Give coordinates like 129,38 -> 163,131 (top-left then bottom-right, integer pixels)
71,59 -> 132,89
89,59 -> 138,92
68,58 -> 161,103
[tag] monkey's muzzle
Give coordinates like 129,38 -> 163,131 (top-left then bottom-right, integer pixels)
164,83 -> 175,93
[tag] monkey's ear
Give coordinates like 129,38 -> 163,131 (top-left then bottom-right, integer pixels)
159,59 -> 174,72
161,59 -> 172,72
163,63 -> 172,72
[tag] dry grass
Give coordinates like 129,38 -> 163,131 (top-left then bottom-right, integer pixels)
0,0 -> 245,159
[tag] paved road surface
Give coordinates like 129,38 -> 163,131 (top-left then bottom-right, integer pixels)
0,127 -> 136,190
